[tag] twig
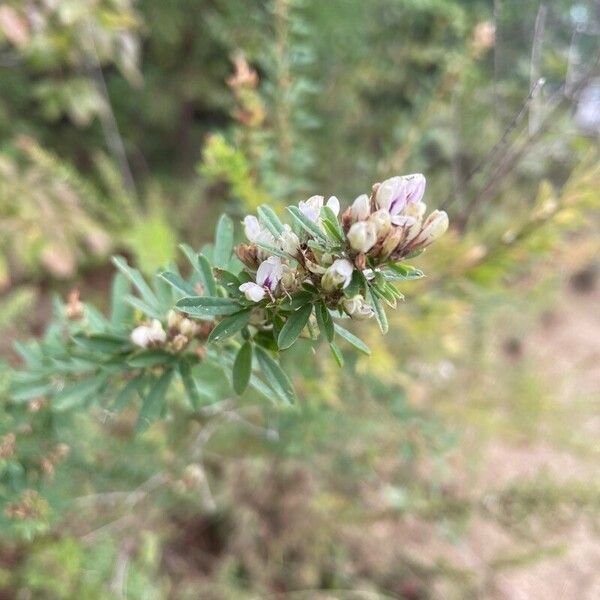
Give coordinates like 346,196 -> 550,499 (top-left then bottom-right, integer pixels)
109,539 -> 133,598
529,3 -> 548,135
83,22 -> 138,196
441,79 -> 544,211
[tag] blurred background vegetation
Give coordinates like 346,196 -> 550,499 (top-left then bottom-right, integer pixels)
0,0 -> 599,598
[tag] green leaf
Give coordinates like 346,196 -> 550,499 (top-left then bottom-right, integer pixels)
287,206 -> 328,243
232,341 -> 253,395
334,324 -> 371,355
72,333 -> 131,354
366,284 -> 388,334
179,244 -> 201,273
213,214 -> 234,269
343,270 -> 363,298
178,360 -> 203,410
277,303 -> 313,349
255,241 -> 295,261
110,272 -> 132,327
111,256 -> 159,309
198,253 -> 217,296
315,301 -> 334,342
257,205 -> 284,236
136,369 -> 174,433
329,341 -> 344,367
112,375 -> 145,412
125,295 -> 163,320
52,376 -> 107,412
255,346 -> 296,405
11,381 -> 56,402
372,283 -> 397,308
208,309 -> 252,343
176,296 -> 241,317
158,271 -> 197,296
384,263 -> 424,281
320,206 -> 345,243
128,350 -> 175,368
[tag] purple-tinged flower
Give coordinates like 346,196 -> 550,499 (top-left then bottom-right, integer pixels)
376,174 -> 426,225
239,256 -> 284,302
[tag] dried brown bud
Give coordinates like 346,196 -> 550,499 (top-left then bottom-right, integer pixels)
65,289 -> 84,320
235,243 -> 260,269
0,433 -> 16,459
227,53 -> 259,90
354,253 -> 367,271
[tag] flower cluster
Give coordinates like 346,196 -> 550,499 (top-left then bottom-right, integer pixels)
131,311 -> 213,352
234,174 -> 448,321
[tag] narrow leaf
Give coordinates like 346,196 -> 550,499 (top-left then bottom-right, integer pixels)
178,360 -> 202,410
198,253 -> 217,296
257,205 -> 284,236
176,296 -> 241,317
366,284 -> 388,334
125,295 -> 163,320
52,376 -> 107,412
334,324 -> 371,355
136,369 -> 174,433
110,272 -> 132,327
315,301 -> 334,342
213,214 -> 234,269
287,206 -> 328,243
159,271 -> 197,296
233,341 -> 253,395
112,375 -> 145,412
208,309 -> 252,343
277,303 -> 313,349
111,256 -> 158,309
255,346 -> 296,404
329,341 -> 344,367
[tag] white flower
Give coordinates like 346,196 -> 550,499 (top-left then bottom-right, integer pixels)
298,195 -> 324,222
279,224 -> 300,255
325,196 -> 340,216
243,215 -> 274,245
347,221 -> 377,253
239,256 -> 285,302
131,319 -> 167,348
342,295 -> 375,320
321,258 -> 354,291
375,174 -> 426,225
414,210 -> 449,247
256,256 -> 284,291
239,282 -> 266,302
368,209 -> 392,239
350,194 -> 370,221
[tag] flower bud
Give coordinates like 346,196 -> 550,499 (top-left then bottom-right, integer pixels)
415,210 -> 449,247
326,196 -> 340,216
171,333 -> 189,352
179,318 -> 197,337
347,221 -> 377,253
380,226 -> 405,259
368,209 -> 392,239
279,224 -> 300,255
280,264 -> 296,288
321,258 -> 353,292
167,309 -> 183,330
350,194 -> 371,221
342,295 -> 375,320
298,195 -> 324,222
